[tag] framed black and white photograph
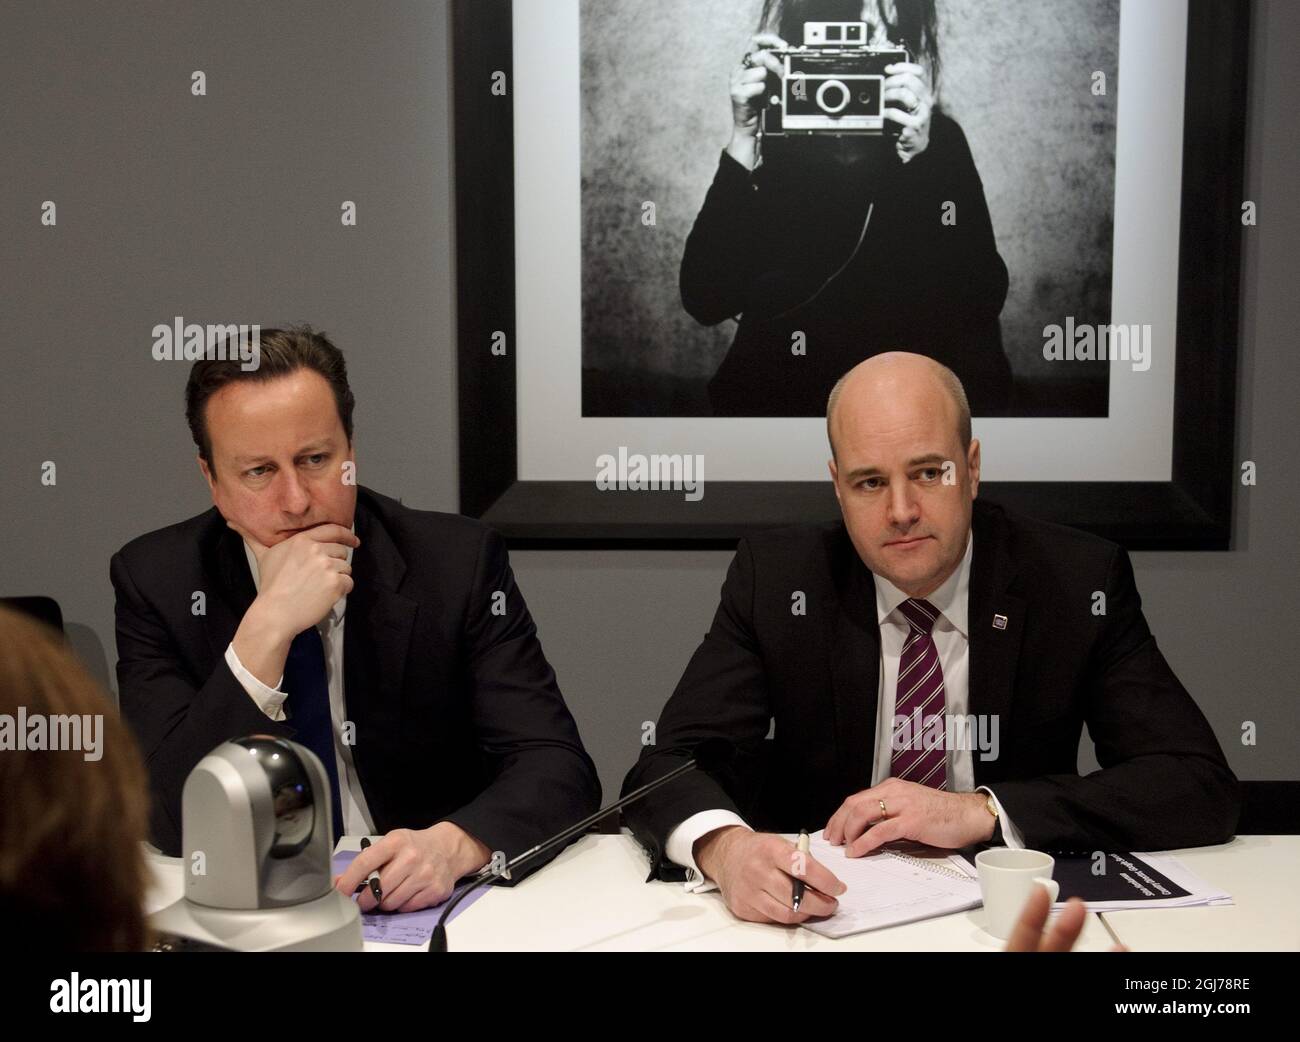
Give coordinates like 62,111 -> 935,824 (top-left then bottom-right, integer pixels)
454,0 -> 1248,548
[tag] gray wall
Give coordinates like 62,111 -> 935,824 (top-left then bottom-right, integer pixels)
1,1 -> 1295,806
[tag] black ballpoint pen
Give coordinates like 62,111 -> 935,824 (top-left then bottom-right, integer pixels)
792,829 -> 810,911
354,836 -> 383,901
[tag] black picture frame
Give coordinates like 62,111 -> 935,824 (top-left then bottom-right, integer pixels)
453,0 -> 1249,550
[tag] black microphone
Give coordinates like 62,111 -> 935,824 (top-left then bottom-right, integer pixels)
428,738 -> 734,952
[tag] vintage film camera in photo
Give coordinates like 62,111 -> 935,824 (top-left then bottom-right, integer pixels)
761,21 -> 910,137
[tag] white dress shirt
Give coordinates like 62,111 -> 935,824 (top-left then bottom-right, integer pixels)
665,531 -> 1024,892
223,530 -> 376,836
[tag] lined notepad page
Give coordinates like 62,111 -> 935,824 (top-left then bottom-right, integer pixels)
802,834 -> 982,938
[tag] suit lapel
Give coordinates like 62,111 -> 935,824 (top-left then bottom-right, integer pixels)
967,501 -> 1025,785
200,513 -> 258,664
827,527 -> 881,795
343,495 -> 419,829
342,494 -> 419,729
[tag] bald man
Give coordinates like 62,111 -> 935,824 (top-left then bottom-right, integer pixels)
621,352 -> 1238,926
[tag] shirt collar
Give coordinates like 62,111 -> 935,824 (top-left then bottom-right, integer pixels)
873,529 -> 972,638
241,523 -> 355,625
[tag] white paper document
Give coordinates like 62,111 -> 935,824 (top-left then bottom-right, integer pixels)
800,834 -> 982,939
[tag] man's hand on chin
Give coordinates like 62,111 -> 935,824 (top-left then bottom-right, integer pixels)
823,778 -> 996,856
332,822 -> 493,913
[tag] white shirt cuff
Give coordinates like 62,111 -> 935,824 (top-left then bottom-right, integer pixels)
665,810 -> 751,893
225,642 -> 287,722
976,786 -> 1024,848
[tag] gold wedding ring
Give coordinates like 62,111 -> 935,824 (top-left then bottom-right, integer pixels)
879,799 -> 889,819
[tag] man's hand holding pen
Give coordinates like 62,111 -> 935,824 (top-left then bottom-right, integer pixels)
333,823 -> 493,914
694,826 -> 846,925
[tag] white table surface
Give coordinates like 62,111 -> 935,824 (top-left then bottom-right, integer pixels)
146,831 -> 1118,951
1096,835 -> 1300,952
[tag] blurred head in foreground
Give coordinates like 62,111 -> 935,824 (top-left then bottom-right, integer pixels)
0,606 -> 151,951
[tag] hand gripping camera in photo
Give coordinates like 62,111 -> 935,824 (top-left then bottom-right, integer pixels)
761,21 -> 909,137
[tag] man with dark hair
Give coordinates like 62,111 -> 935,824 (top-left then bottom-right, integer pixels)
113,326 -> 600,911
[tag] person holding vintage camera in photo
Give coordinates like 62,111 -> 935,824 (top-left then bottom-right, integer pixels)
682,0 -> 1013,416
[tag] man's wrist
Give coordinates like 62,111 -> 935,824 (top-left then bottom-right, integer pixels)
245,596 -> 295,642
968,791 -> 997,843
231,600 -> 294,688
430,821 -> 492,878
694,824 -> 745,881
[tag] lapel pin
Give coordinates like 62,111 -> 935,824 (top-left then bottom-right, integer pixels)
992,614 -> 1008,630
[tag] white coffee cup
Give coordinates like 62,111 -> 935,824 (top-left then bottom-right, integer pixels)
974,848 -> 1059,940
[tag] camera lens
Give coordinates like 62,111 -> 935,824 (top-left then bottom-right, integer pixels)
816,79 -> 851,114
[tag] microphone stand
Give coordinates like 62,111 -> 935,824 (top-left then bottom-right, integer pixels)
428,746 -> 726,952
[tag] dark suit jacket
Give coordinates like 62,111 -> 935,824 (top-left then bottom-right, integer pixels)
622,499 -> 1239,880
112,486 -> 601,874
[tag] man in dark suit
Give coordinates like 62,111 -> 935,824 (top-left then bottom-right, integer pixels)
113,326 -> 599,911
622,352 -> 1239,925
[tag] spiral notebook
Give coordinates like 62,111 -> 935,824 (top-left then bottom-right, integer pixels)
801,834 -> 981,939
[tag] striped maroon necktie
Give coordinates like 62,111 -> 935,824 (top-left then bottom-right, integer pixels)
889,598 -> 948,790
